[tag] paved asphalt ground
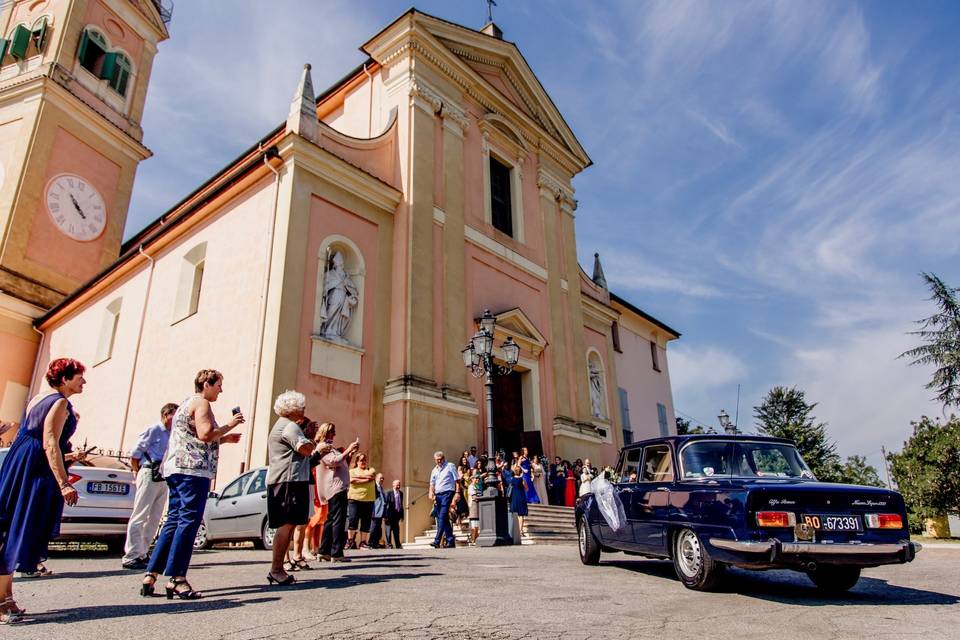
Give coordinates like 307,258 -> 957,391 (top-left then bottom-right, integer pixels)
6,545 -> 959,639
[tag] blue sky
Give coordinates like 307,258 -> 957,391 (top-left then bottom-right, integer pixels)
127,1 -> 960,472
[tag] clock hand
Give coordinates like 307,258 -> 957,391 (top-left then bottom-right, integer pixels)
69,194 -> 87,219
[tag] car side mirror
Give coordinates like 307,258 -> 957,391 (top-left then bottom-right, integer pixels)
208,491 -> 219,499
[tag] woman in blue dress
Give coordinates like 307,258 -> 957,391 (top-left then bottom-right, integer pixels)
518,447 -> 540,504
508,465 -> 529,538
0,358 -> 85,624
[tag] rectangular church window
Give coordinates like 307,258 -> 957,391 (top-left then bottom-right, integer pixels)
490,155 -> 513,237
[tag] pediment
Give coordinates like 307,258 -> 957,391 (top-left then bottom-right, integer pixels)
487,307 -> 547,357
362,10 -> 591,173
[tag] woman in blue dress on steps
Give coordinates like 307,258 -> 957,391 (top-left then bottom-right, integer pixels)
509,464 -> 529,538
0,358 -> 86,624
518,447 -> 540,504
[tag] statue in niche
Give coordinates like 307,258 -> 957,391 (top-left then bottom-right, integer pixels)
320,251 -> 359,342
588,361 -> 605,418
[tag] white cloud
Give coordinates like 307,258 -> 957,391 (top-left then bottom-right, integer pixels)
670,345 -> 750,395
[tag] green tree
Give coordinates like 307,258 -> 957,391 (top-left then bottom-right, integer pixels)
901,272 -> 960,409
839,455 -> 884,487
754,386 -> 842,482
676,415 -> 711,434
887,415 -> 960,531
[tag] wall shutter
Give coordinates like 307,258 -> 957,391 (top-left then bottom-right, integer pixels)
32,17 -> 47,51
10,24 -> 31,60
657,403 -> 669,437
0,39 -> 9,64
99,51 -> 117,80
77,30 -> 90,61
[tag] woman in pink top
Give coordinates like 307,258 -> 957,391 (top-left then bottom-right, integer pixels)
314,422 -> 359,561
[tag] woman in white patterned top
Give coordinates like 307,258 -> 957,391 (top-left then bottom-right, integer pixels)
140,369 -> 244,600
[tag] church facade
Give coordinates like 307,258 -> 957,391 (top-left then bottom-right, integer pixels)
0,4 -> 679,540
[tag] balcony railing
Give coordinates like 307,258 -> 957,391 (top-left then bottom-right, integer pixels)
147,0 -> 174,25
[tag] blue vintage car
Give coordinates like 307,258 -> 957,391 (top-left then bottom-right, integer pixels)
576,435 -> 922,592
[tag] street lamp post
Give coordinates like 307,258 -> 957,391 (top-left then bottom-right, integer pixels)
462,309 -> 520,547
718,409 -> 738,435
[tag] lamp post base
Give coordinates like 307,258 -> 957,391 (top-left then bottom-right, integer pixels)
475,490 -> 512,547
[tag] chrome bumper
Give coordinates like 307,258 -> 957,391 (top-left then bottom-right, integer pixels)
710,538 -> 922,556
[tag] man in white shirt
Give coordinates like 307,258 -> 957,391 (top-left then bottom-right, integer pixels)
466,446 -> 478,470
428,451 -> 459,548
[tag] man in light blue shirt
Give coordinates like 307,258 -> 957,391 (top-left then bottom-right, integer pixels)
428,451 -> 459,548
121,403 -> 177,569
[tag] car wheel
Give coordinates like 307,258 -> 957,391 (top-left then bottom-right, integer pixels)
193,521 -> 211,550
256,520 -> 276,550
672,528 -> 724,591
578,516 -> 601,565
806,566 -> 861,593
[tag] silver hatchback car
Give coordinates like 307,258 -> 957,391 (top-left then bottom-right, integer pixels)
195,466 -> 277,550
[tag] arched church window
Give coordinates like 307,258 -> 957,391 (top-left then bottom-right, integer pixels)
78,28 -> 109,76
1,16 -> 49,64
587,349 -> 608,420
172,242 -> 206,323
105,51 -> 133,96
313,237 -> 364,348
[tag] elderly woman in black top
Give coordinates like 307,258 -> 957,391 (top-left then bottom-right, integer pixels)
265,390 -> 331,585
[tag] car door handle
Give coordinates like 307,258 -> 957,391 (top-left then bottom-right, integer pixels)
620,487 -> 634,493
655,487 -> 669,491
261,494 -> 267,499
231,500 -> 237,505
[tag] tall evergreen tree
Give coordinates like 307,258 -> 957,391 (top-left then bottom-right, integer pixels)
754,386 -> 842,481
901,272 -> 960,409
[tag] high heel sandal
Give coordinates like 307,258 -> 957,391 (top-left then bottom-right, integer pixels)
0,599 -> 25,625
293,557 -> 311,570
266,572 -> 296,586
282,560 -> 300,572
140,573 -> 158,597
165,578 -> 203,600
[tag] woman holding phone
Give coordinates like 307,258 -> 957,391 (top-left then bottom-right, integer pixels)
139,369 -> 243,600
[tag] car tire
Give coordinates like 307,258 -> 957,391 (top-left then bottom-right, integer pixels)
806,566 -> 861,593
578,516 -> 601,565
255,520 -> 275,550
672,528 -> 724,591
193,521 -> 211,550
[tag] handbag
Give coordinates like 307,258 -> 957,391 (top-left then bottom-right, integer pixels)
141,451 -> 164,483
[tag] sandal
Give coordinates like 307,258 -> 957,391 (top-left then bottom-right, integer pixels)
140,573 -> 158,597
266,572 -> 296,586
165,578 -> 203,600
293,557 -> 311,570
0,600 -> 25,625
20,562 -> 53,578
282,560 -> 300,572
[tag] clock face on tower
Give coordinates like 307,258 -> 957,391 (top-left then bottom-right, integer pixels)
44,174 -> 107,242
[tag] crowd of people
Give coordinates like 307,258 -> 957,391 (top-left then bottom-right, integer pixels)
0,358 -> 602,623
427,445 -> 602,547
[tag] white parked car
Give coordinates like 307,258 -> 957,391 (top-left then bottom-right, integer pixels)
195,466 -> 276,550
0,447 -> 135,549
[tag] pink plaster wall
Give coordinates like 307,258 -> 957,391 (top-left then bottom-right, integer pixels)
24,127 -> 121,281
614,321 -> 677,442
295,196 -> 380,450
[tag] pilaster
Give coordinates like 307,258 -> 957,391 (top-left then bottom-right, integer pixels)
441,105 -> 467,389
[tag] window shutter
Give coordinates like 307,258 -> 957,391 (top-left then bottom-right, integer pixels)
657,403 -> 669,437
0,39 -> 9,64
77,30 -> 90,62
618,388 -> 631,429
113,66 -> 129,95
99,51 -> 117,80
32,17 -> 47,51
10,24 -> 31,60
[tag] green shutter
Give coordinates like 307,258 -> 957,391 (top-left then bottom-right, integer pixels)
0,39 -> 8,64
99,51 -> 117,80
77,30 -> 90,62
32,18 -> 47,52
10,24 -> 31,60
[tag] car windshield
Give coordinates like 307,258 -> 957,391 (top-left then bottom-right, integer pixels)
680,441 -> 814,479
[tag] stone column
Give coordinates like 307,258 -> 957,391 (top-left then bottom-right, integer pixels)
538,172 -> 572,420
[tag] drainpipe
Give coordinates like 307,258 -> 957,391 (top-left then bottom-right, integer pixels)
242,144 -> 282,472
117,244 -> 157,452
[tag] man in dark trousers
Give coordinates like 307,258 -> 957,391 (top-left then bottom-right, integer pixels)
368,473 -> 386,548
384,479 -> 404,549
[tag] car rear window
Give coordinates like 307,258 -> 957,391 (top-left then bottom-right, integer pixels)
680,441 -> 814,479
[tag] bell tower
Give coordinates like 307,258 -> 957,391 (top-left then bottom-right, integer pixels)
0,0 -> 169,429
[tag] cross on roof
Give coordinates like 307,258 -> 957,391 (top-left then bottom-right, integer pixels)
486,0 -> 497,24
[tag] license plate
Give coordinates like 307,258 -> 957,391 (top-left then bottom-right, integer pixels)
87,481 -> 129,495
801,514 -> 861,531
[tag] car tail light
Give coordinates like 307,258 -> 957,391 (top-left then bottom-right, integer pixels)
67,473 -> 82,486
756,511 -> 796,527
864,513 -> 903,529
